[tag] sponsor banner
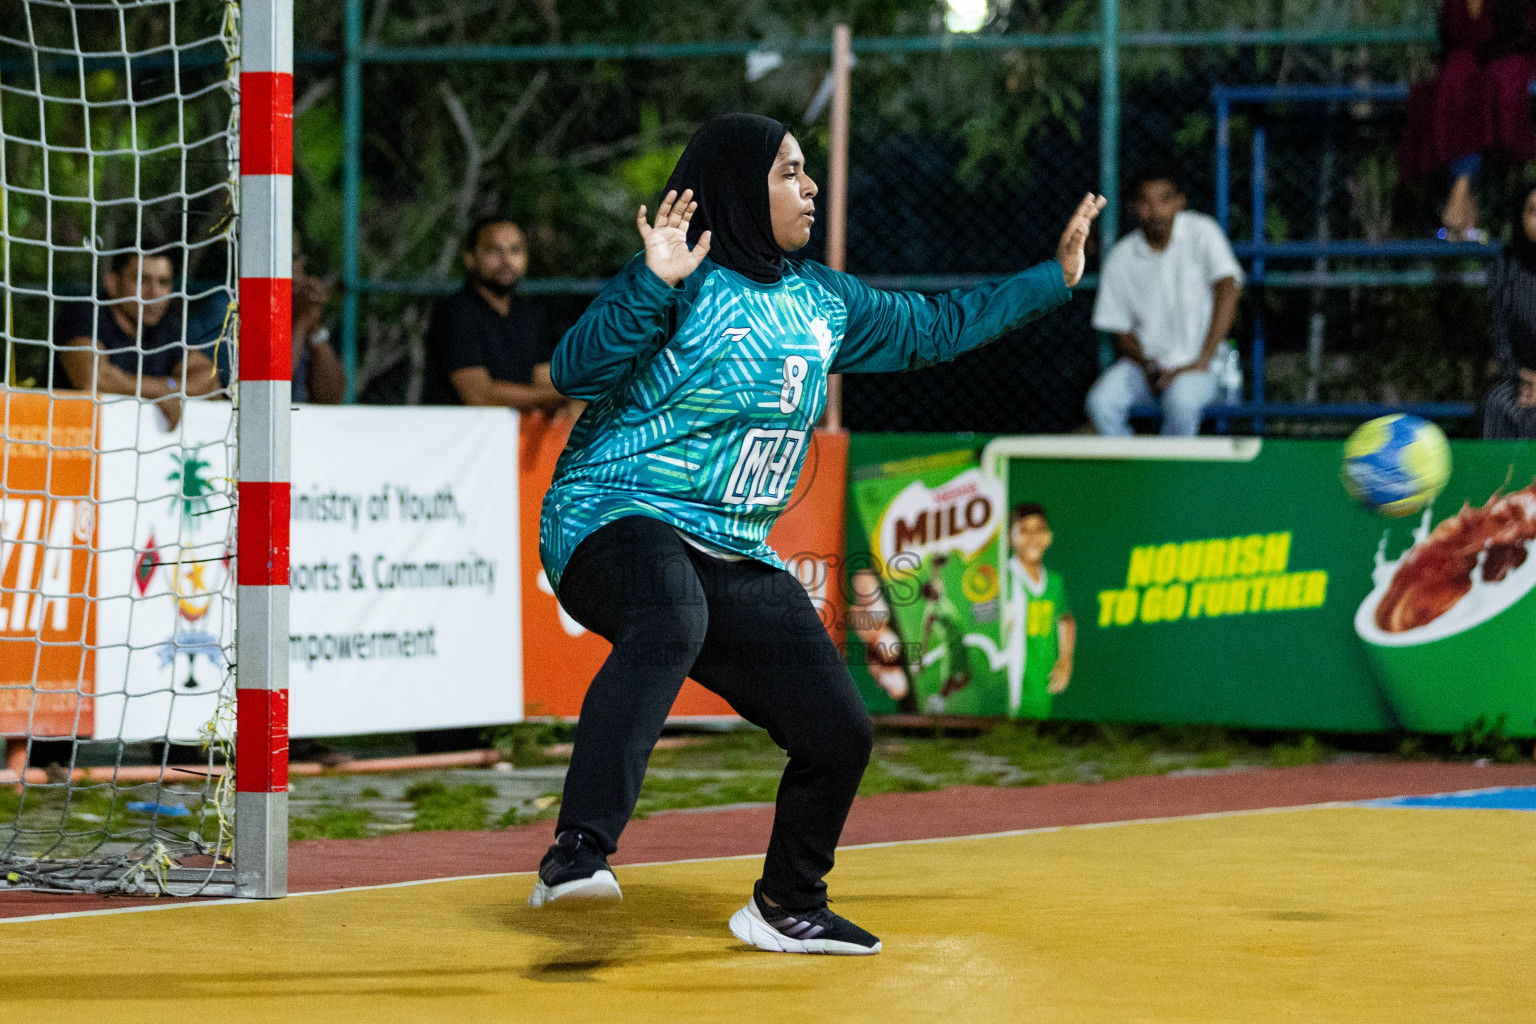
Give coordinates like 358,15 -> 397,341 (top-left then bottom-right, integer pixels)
519,420 -> 848,720
94,403 -> 523,740
284,406 -> 522,736
767,429 -> 849,655
0,393 -> 97,737
848,434 -> 1536,736
983,435 -> 1536,735
93,400 -> 234,743
850,449 -> 1020,718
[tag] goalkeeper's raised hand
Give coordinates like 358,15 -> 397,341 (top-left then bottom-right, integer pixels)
1057,192 -> 1108,288
638,188 -> 712,287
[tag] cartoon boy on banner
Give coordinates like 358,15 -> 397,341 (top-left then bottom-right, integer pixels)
917,554 -> 973,712
1002,502 -> 1076,719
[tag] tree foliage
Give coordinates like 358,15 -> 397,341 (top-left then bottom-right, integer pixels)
8,0 -> 1495,419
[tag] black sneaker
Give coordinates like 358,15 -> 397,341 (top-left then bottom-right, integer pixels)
527,830 -> 622,908
728,881 -> 882,955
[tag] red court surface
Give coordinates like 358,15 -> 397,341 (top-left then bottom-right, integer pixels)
4,759 -> 1533,918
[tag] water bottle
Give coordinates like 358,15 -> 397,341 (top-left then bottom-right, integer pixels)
1219,346 -> 1243,405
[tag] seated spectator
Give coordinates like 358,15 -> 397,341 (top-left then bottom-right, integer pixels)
291,233 -> 346,404
1400,0 -> 1536,240
1484,186 -> 1536,437
186,233 -> 346,401
1086,169 -> 1243,437
185,284 -> 235,391
53,240 -> 219,430
423,216 -> 566,412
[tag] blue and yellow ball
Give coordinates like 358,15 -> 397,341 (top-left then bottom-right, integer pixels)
1341,414 -> 1451,517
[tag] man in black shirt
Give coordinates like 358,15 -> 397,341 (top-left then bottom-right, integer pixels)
423,217 -> 567,411
53,242 -> 220,429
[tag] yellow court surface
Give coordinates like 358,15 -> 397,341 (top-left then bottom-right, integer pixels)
4,807 -> 1535,1023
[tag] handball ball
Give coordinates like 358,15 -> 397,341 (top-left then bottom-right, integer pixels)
1342,414 -> 1451,517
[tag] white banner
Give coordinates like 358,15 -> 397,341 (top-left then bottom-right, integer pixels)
94,400 -> 235,743
93,402 -> 522,740
285,406 -> 521,736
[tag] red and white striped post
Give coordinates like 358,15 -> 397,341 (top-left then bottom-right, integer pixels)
235,0 -> 292,898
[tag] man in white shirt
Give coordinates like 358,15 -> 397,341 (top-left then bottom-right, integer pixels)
1087,169 -> 1243,436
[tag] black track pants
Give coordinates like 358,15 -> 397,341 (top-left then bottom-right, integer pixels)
552,515 -> 874,911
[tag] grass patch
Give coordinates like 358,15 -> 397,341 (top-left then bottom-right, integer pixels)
0,781 -> 227,859
857,761 -> 942,796
407,782 -> 497,831
485,721 -> 576,767
633,773 -> 781,816
1193,750 -> 1234,769
1451,716 -> 1523,763
498,791 -> 564,829
1269,735 -> 1332,767
290,804 -> 376,840
882,739 -> 968,778
975,722 -> 1080,783
646,729 -> 786,771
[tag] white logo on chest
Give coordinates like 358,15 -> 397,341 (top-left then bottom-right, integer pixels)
810,317 -> 833,362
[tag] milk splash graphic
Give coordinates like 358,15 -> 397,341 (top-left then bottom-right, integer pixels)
1355,490 -> 1536,648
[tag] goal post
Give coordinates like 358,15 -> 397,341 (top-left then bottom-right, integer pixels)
0,0 -> 289,899
234,0 -> 292,900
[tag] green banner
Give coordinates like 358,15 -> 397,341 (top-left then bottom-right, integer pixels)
850,449 -> 1015,717
846,435 -> 1536,736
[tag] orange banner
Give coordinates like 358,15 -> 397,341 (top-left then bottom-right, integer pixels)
518,418 -> 849,720
0,393 -> 97,737
766,429 -> 849,654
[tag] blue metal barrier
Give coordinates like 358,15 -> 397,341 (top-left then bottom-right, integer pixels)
1204,81 -> 1520,430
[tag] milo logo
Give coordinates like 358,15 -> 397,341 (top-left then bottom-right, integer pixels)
874,467 -> 1003,571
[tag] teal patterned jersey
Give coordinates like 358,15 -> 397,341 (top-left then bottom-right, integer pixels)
540,254 -> 1070,593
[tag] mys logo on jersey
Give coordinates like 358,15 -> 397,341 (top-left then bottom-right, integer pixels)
716,315 -> 833,507
544,267 -> 851,586
675,284 -> 838,512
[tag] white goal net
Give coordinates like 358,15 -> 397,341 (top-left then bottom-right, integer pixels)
0,0 -> 245,895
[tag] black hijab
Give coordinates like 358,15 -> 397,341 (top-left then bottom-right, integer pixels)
663,113 -> 789,285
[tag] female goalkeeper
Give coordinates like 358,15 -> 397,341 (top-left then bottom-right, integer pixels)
532,112 -> 1104,955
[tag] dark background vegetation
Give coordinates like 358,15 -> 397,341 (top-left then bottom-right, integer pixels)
3,0 -> 1514,432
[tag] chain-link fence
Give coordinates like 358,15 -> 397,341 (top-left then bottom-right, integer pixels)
838,38 -> 1495,434
281,3 -> 1501,434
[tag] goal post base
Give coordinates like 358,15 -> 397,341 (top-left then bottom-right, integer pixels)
235,791 -> 289,898
2,865 -> 242,898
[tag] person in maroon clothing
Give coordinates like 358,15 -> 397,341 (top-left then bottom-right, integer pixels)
1400,0 -> 1536,239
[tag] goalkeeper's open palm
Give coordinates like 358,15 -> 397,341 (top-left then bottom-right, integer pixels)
638,189 -> 712,287
1057,193 -> 1108,288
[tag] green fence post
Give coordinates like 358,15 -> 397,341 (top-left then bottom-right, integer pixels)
1099,0 -> 1120,248
340,0 -> 362,403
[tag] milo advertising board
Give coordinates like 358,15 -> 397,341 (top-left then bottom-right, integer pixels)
850,448 -> 1078,719
846,434 -> 1536,736
1355,477 -> 1536,734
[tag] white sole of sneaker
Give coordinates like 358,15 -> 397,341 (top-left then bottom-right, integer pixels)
527,870 -> 622,908
728,898 -> 882,955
